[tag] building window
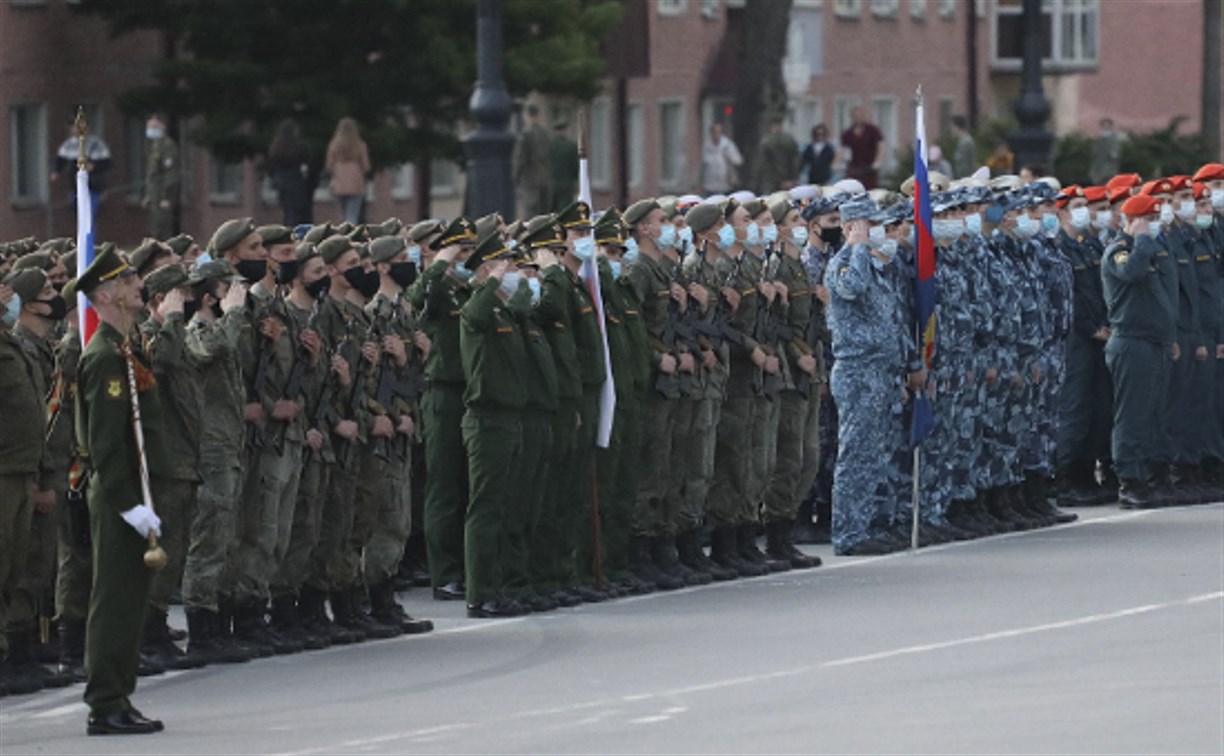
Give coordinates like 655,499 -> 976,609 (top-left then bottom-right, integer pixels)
391,163 -> 414,201
124,115 -> 148,202
786,97 -> 824,147
658,100 -> 685,189
993,0 -> 1097,71
430,159 -> 458,197
626,103 -> 644,189
209,158 -> 243,203
833,96 -> 861,138
700,0 -> 720,18
870,0 -> 899,17
590,97 -> 612,190
938,97 -> 955,138
871,96 -> 898,173
9,103 -> 48,206
938,0 -> 955,18
657,0 -> 686,16
833,0 -> 861,17
909,0 -> 927,19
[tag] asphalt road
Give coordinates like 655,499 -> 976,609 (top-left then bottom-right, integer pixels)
2,503 -> 1221,755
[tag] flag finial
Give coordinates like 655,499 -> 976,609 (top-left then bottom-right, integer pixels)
74,106 -> 87,170
578,108 -> 588,160
915,85 -> 924,107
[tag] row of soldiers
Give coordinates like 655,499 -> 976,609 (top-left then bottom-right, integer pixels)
2,162 -> 1222,702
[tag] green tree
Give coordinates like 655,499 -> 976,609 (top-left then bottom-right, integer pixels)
78,0 -> 620,198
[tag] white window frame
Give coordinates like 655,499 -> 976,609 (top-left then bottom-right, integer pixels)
786,96 -> 824,147
657,0 -> 686,16
909,0 -> 927,19
9,102 -> 48,207
938,0 -> 955,18
430,159 -> 458,198
391,163 -> 414,201
700,0 -> 720,18
871,95 -> 899,174
870,0 -> 899,18
590,96 -> 612,191
125,114 -> 149,203
991,0 -> 1099,72
209,157 -> 243,204
833,95 -> 861,140
833,0 -> 861,18
658,99 -> 687,191
626,102 -> 645,190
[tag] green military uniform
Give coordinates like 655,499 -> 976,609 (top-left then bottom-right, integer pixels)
459,236 -> 528,611
411,221 -> 474,593
144,133 -> 179,239
76,280 -> 169,719
52,322 -> 91,666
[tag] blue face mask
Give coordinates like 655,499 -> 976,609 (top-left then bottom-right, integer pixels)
407,246 -> 422,267
964,213 -> 983,235
717,223 -> 736,251
499,270 -> 522,297
1014,215 -> 1037,238
609,260 -> 623,279
677,226 -> 694,249
744,222 -> 761,248
3,291 -> 21,327
867,225 -> 886,248
506,239 -> 518,250
1040,212 -> 1059,233
195,251 -> 213,266
879,239 -> 898,260
527,276 -> 541,304
984,203 -> 1005,225
572,235 -> 596,262
453,265 -> 475,281
622,237 -> 640,265
906,226 -> 917,246
1147,217 -> 1162,236
791,226 -> 809,248
762,224 -> 778,244
657,223 -> 677,250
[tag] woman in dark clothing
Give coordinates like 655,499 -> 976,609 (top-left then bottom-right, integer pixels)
798,124 -> 835,186
267,119 -> 313,226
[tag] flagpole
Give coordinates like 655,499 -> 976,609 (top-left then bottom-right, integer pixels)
910,84 -> 926,553
578,109 -> 605,589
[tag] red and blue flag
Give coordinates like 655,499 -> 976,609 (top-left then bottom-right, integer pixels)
910,95 -> 936,446
75,165 -> 98,346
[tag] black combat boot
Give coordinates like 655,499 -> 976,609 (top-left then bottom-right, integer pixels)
335,587 -> 400,640
722,526 -> 768,577
220,595 -> 272,657
234,599 -> 303,654
369,579 -> 434,635
738,522 -> 790,572
1118,478 -> 1158,509
142,609 -> 207,670
271,594 -> 328,650
707,526 -> 743,577
56,619 -> 87,682
765,520 -> 821,568
653,535 -> 709,586
298,587 -> 359,645
185,607 -> 252,664
677,528 -> 735,581
631,535 -> 682,590
790,496 -> 823,545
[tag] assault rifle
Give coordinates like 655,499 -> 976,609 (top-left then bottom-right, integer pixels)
371,292 -> 421,462
269,288 -> 326,453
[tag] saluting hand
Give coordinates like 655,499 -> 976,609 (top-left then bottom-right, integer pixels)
222,282 -> 247,313
161,288 -> 187,317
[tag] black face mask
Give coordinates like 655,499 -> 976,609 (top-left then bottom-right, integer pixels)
274,260 -> 300,286
304,276 -> 331,299
820,226 -> 844,248
140,287 -> 152,305
342,266 -> 367,291
211,300 -> 224,318
183,299 -> 201,321
356,270 -> 381,299
234,258 -> 268,284
389,261 -> 417,289
35,295 -> 67,321
51,280 -> 65,294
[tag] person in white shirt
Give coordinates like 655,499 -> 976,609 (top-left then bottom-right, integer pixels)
701,123 -> 743,195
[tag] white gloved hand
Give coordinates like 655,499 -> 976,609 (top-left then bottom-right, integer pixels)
120,504 -> 162,539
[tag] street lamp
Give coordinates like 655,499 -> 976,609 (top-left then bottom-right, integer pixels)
1008,0 -> 1054,170
464,0 -> 515,217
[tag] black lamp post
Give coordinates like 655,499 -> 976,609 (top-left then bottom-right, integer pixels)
463,0 -> 515,217
1008,0 -> 1054,170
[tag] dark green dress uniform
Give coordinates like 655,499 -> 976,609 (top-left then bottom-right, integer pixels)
1101,230 -> 1177,495
412,257 -> 472,591
77,320 -> 168,718
460,268 -> 529,610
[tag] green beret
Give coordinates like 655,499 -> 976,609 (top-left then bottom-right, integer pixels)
37,237 -> 74,255
593,208 -> 627,247
209,217 -> 257,254
61,277 -> 78,303
257,224 -> 294,247
353,242 -> 370,260
369,237 -> 408,264
129,238 -> 169,277
721,198 -> 740,219
61,250 -> 77,273
409,219 -> 445,244
657,196 -> 679,220
685,203 -> 724,235
295,242 -> 320,264
13,250 -> 53,272
521,214 -> 565,250
346,224 -> 371,243
769,198 -> 793,224
143,263 -> 189,296
743,198 -> 768,219
317,235 -> 355,265
77,244 -> 134,296
303,223 -> 335,244
334,222 -> 355,237
464,232 -> 514,272
6,268 -> 47,303
505,219 -> 526,242
187,260 -> 235,286
623,199 -> 660,227
13,237 -> 38,255
429,217 -> 477,251
556,200 -> 592,230
165,234 -> 195,257
376,217 -> 404,238
475,212 -> 504,242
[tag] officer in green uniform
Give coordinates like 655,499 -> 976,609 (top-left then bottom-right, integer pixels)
411,218 -> 475,600
75,246 -> 166,734
459,231 -> 529,617
143,113 -> 179,239
137,264 -> 207,670
1102,194 -> 1178,506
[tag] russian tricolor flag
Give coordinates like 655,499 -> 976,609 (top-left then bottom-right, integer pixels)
910,94 -> 936,446
75,166 -> 98,346
576,128 -> 615,449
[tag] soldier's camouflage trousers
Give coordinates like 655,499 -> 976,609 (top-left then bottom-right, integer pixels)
233,441 -> 303,605
273,453 -> 329,599
763,390 -> 819,523
148,478 -> 197,614
710,394 -> 757,528
181,449 -> 243,612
